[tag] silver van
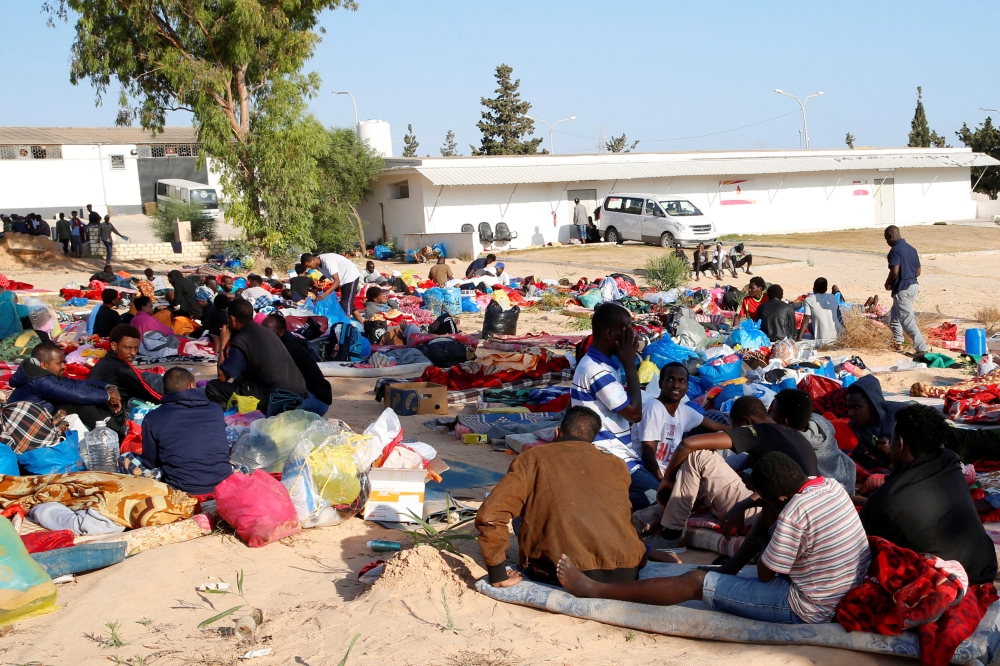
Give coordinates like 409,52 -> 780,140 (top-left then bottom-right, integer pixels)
155,179 -> 221,219
600,193 -> 717,247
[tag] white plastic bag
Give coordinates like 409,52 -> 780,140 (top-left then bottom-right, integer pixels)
359,408 -> 402,472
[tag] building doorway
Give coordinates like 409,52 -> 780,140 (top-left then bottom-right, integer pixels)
874,177 -> 895,227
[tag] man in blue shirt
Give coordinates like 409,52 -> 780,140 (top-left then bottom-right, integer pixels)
465,254 -> 496,279
884,225 -> 927,354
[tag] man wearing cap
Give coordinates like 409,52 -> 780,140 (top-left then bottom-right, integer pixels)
573,197 -> 588,243
494,262 -> 510,287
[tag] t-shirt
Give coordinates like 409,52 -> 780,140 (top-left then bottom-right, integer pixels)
93,305 -> 122,338
760,477 -> 871,623
638,399 -> 704,473
428,264 -> 453,285
289,275 -> 314,299
755,299 -> 798,343
465,257 -> 488,277
887,239 -> 920,295
803,293 -> 842,344
570,348 -> 638,466
240,286 -> 272,303
738,294 -> 768,320
317,253 -> 361,285
728,423 -> 818,476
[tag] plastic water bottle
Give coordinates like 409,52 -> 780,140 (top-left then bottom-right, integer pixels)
82,419 -> 120,472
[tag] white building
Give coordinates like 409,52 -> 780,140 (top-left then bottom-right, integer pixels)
356,147 -> 1000,254
0,127 -> 222,217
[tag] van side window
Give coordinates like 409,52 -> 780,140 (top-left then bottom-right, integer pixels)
156,183 -> 166,196
622,197 -> 643,215
604,197 -> 623,211
180,188 -> 188,201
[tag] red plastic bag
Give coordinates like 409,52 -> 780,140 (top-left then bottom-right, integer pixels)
21,530 -> 75,554
215,470 -> 301,548
797,374 -> 842,402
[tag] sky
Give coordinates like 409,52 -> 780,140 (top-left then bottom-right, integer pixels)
4,0 -> 1000,156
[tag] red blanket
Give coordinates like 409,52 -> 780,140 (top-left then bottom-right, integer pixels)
419,355 -> 570,390
837,536 -> 997,666
944,384 -> 1000,423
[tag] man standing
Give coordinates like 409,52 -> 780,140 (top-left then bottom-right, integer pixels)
98,214 -> 128,264
428,256 -> 453,287
55,213 -> 71,255
573,197 -> 589,243
884,225 -> 927,354
86,204 -> 101,226
301,252 -> 361,320
69,211 -> 84,257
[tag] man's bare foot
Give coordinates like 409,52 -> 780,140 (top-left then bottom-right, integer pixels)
556,554 -> 598,598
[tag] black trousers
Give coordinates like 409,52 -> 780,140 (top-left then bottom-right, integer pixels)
339,279 -> 359,319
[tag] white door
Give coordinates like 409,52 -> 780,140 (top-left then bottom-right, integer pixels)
875,178 -> 895,227
619,196 -> 644,240
567,189 -> 597,240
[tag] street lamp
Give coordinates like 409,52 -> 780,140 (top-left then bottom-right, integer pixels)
526,115 -> 577,154
981,108 -> 1000,114
774,89 -> 823,149
332,91 -> 359,133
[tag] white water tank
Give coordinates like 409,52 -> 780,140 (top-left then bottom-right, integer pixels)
358,120 -> 393,158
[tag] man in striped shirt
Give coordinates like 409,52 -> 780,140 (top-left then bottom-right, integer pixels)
571,303 -> 657,510
556,452 -> 871,624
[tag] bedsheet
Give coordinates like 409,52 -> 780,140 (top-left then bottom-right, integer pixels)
375,369 -> 574,405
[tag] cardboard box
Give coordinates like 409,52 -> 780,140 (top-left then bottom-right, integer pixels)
387,382 -> 448,416
363,468 -> 427,523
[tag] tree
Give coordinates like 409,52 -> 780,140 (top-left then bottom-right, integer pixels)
440,129 -> 458,156
929,130 -> 950,148
471,64 -> 544,155
312,127 -> 385,252
956,117 -> 1000,199
606,133 -> 639,153
845,132 -> 856,149
44,0 -> 357,255
402,124 -> 419,157
908,87 -> 931,147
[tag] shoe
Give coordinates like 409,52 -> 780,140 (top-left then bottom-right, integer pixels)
646,533 -> 686,551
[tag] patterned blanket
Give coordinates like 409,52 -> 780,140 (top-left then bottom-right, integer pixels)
375,370 -> 574,405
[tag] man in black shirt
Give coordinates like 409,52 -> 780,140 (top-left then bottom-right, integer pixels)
861,404 -> 997,584
86,204 -> 101,226
754,284 -> 798,342
90,264 -> 117,283
465,253 -> 496,279
167,270 -> 203,318
93,288 -> 123,338
262,314 -> 332,416
289,263 -> 314,300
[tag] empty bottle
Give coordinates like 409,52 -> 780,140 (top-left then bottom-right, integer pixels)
82,419 -> 120,472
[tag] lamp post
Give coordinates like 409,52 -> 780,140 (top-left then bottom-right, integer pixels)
981,108 -> 1000,115
332,91 -> 359,133
526,116 -> 576,154
774,89 -> 823,148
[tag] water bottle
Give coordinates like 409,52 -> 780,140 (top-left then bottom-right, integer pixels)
82,419 -> 120,472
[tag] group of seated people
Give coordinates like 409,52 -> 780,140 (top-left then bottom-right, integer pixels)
476,301 -> 999,627
730,275 -> 845,347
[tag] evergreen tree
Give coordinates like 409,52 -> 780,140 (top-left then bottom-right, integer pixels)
845,132 -> 856,149
909,87 -> 931,147
440,129 -> 458,156
402,124 -> 419,157
472,64 -> 544,155
929,130 -> 950,148
956,117 -> 1000,198
606,133 -> 639,153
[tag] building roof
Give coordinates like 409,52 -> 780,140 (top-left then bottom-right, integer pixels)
383,148 -> 1000,187
0,126 -> 199,145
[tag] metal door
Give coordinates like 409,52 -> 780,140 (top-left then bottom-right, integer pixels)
875,178 -> 895,227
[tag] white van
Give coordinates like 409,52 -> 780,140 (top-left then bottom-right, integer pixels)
155,179 -> 221,219
599,193 -> 717,247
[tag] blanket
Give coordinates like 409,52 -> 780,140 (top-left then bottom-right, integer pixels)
912,369 -> 1000,399
0,472 -> 196,528
837,536 -> 998,666
944,384 -> 1000,424
419,353 -> 570,391
375,370 -> 575,405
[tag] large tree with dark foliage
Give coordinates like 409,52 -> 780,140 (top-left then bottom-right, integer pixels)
472,64 -> 544,155
957,117 -> 1000,199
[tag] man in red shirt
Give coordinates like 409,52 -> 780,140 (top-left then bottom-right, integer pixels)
734,276 -> 768,326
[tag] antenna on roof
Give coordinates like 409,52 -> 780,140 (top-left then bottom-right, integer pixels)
597,125 -> 607,153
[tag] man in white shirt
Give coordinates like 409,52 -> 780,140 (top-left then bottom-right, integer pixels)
239,274 -> 273,306
494,262 -> 511,287
301,252 -> 362,319
797,277 -> 843,348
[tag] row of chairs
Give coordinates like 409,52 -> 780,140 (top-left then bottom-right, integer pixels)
461,222 -> 517,250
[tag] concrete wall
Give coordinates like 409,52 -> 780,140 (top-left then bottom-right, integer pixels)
402,232 -> 482,258
356,167 -> 978,250
85,237 -> 227,264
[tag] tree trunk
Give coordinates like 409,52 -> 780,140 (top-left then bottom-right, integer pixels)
350,204 -> 365,256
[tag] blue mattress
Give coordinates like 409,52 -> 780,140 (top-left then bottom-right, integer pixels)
476,563 -> 1000,664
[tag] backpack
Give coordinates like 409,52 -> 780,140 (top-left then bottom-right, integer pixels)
330,322 -> 364,362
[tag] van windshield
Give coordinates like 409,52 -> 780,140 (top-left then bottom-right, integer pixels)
659,199 -> 702,216
191,189 -> 219,204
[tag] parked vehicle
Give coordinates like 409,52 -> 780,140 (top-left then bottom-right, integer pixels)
155,179 -> 221,219
599,193 -> 717,247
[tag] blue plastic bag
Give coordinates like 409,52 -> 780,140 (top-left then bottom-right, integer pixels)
233,277 -> 247,291
642,338 -> 700,369
714,383 -> 746,407
728,319 -> 770,351
405,250 -> 418,263
422,287 -> 446,315
461,296 -> 480,313
18,433 -> 85,475
0,446 -> 17,477
431,243 -> 446,258
443,287 -> 462,316
373,245 -> 393,260
698,360 -> 743,386
313,293 -> 352,328
68,297 -> 89,307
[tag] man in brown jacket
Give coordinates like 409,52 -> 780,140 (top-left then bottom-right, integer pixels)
476,407 -> 647,588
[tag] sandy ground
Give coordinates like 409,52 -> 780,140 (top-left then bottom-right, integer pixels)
0,228 -> 988,665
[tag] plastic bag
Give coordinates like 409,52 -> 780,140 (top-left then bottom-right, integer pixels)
215,470 -> 301,547
360,408 -> 403,472
443,287 -> 462,316
578,289 -> 602,309
308,443 -> 362,505
797,374 -> 843,401
461,296 -> 480,313
0,517 -> 57,625
728,319 -> 770,351
599,277 -> 621,302
431,242 -> 446,258
637,359 -> 658,385
492,290 -> 512,310
235,410 -> 333,474
282,438 -> 348,528
642,338 -> 700,369
373,245 -> 393,260
770,338 -> 798,366
0,446 -> 18,477
481,301 -> 519,338
129,400 -> 159,424
226,393 -> 260,415
422,287 -> 446,316
18,434 -> 85,475
699,360 -> 743,386
675,317 -> 709,351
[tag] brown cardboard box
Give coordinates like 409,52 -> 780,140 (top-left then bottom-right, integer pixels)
386,382 -> 448,416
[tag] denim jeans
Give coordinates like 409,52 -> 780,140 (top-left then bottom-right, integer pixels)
576,224 -> 588,241
628,465 -> 661,510
104,241 -> 113,263
301,391 -> 331,417
702,571 -> 806,624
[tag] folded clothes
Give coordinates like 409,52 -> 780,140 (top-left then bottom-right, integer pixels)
28,502 -> 126,536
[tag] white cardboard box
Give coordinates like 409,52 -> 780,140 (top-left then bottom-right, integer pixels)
363,468 -> 427,523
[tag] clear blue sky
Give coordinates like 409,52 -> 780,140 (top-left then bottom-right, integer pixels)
4,0 -> 998,155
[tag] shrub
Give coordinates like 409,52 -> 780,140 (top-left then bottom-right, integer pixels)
642,255 -> 690,291
150,201 -> 217,242
975,305 -> 1000,336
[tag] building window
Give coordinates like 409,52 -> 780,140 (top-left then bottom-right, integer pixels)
388,180 -> 410,200
0,145 -> 62,159
137,145 -> 151,158
138,143 -> 201,158
110,155 -> 125,170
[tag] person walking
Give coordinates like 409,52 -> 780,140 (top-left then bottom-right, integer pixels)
69,211 -> 84,257
573,197 -> 589,243
98,214 -> 128,264
884,225 -> 928,354
86,204 -> 101,227
55,213 -> 71,255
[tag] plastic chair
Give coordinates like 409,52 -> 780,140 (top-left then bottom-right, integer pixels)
461,223 -> 474,233
478,222 -> 494,250
494,222 -> 518,247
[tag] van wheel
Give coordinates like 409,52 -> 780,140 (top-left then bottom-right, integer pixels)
604,227 -> 621,244
659,232 -> 676,248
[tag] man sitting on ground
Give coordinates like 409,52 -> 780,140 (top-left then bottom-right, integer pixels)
557,451 -> 871,625
428,256 -> 453,287
571,302 -> 656,510
143,268 -> 170,293
88,324 -> 162,407
798,277 -> 843,347
770,389 -> 855,493
137,368 -> 233,495
476,407 -> 648,587
465,253 -> 496,279
239,274 -> 274,309
360,260 -> 388,286
494,262 -> 510,287
205,299 -> 307,414
262,314 -> 333,416
8,342 -> 124,432
90,264 -> 117,284
845,375 -> 900,471
861,404 -> 997,584
755,284 -> 797,342
93,288 -> 123,338
167,270 -> 203,318
289,263 -> 314,300
733,276 -> 768,326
